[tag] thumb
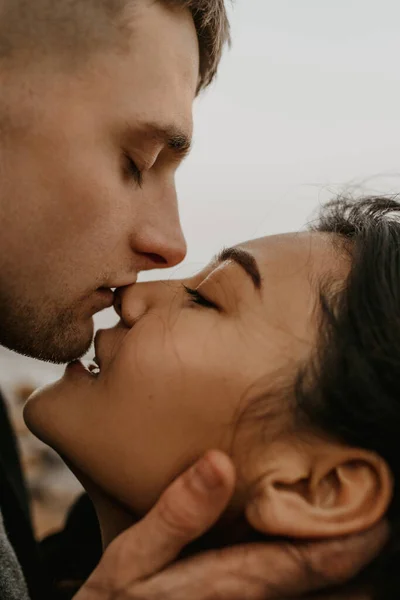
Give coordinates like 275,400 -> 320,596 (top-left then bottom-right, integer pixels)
86,450 -> 235,590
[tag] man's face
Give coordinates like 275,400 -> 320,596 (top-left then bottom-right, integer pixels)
0,0 -> 198,362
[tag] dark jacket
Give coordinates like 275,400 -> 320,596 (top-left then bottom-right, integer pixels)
0,391 -> 102,600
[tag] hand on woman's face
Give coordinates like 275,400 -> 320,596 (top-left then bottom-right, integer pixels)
24,232 -> 348,515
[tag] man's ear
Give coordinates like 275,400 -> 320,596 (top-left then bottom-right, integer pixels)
245,439 -> 393,539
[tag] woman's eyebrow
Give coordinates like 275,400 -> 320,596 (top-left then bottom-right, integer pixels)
215,247 -> 262,290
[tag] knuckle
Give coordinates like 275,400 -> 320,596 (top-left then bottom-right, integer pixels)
193,575 -> 231,600
219,545 -> 252,577
205,546 -> 263,599
157,491 -> 200,539
103,538 -> 130,576
300,541 -> 355,588
114,587 -> 153,600
96,536 -> 140,592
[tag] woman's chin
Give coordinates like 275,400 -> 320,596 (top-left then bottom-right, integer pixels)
23,381 -> 64,446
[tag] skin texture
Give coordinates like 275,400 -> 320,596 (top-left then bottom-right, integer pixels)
0,0 -> 195,362
25,232 -> 392,550
0,1 -> 388,595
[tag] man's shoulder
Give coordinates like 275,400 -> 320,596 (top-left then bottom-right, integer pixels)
0,510 -> 30,600
0,390 -> 30,518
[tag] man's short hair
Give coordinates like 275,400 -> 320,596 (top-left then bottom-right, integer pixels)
0,0 -> 230,91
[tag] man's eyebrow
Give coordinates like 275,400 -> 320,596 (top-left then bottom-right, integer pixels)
134,122 -> 192,159
215,247 -> 262,290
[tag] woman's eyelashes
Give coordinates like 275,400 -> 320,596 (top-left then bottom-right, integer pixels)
183,285 -> 219,310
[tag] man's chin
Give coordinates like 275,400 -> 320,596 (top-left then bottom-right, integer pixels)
0,315 -> 95,363
43,333 -> 94,364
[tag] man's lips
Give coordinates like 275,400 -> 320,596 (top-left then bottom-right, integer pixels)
96,287 -> 115,307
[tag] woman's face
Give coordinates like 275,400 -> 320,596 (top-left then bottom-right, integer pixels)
24,232 -> 348,514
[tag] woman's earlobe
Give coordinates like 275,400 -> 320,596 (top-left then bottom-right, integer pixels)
245,443 -> 393,540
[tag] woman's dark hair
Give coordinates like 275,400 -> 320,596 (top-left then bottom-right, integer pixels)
296,195 -> 400,598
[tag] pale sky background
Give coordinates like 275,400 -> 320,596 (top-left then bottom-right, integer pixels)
2,0 -> 400,390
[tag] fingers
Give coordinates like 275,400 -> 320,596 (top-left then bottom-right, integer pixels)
139,450 -> 235,550
128,521 -> 388,600
289,521 -> 389,591
74,457 -> 387,600
81,450 -> 235,595
121,450 -> 235,577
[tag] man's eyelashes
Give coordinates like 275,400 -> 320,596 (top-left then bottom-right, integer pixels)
124,153 -> 143,187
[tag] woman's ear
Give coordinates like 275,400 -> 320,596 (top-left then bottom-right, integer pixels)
245,439 -> 393,539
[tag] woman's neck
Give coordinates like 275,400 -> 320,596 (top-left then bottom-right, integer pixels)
70,466 -> 138,550
91,490 -> 138,549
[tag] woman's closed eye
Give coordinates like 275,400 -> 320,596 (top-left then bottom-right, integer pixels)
183,285 -> 219,310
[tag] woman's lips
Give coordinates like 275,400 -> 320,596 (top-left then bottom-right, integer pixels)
93,330 -> 104,370
66,360 -> 99,379
92,322 -> 129,377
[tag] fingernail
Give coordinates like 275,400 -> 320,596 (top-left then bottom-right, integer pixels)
191,454 -> 224,491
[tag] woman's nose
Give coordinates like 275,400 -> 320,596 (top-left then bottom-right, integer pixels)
114,286 -> 146,327
113,282 -> 170,328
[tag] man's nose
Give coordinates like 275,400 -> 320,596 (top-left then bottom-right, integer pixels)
136,226 -> 187,270
131,184 -> 187,270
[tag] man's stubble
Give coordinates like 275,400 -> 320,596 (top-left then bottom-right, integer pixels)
0,287 -> 93,363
